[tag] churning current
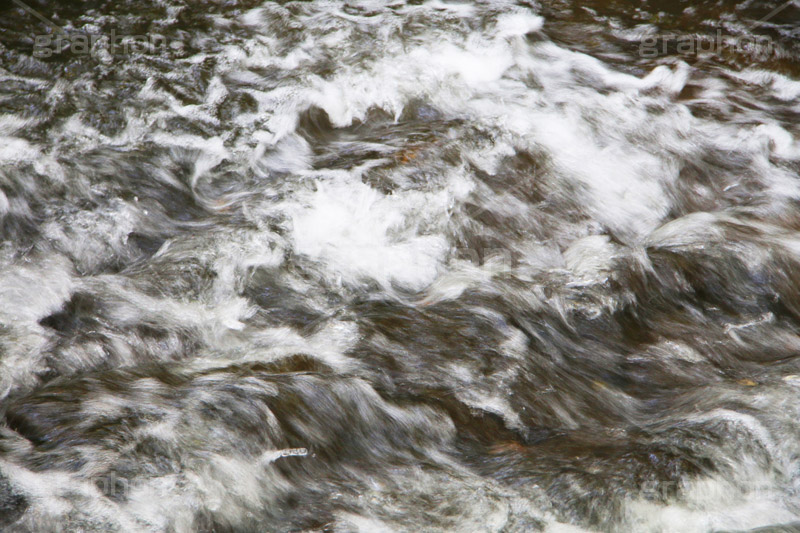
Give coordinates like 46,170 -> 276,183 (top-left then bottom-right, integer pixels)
1,0 -> 800,531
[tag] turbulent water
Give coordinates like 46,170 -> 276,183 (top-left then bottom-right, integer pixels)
0,0 -> 800,531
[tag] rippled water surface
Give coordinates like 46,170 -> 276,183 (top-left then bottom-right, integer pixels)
1,0 -> 800,531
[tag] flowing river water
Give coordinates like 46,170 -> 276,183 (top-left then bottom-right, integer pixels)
1,0 -> 800,531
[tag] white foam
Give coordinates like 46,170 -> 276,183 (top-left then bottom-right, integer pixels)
289,176 -> 450,290
732,69 -> 800,102
646,212 -> 727,248
563,235 -> 617,280
623,474 -> 798,533
495,12 -> 545,38
0,137 -> 40,163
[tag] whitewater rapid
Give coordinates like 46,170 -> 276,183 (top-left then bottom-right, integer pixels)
1,0 -> 800,531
